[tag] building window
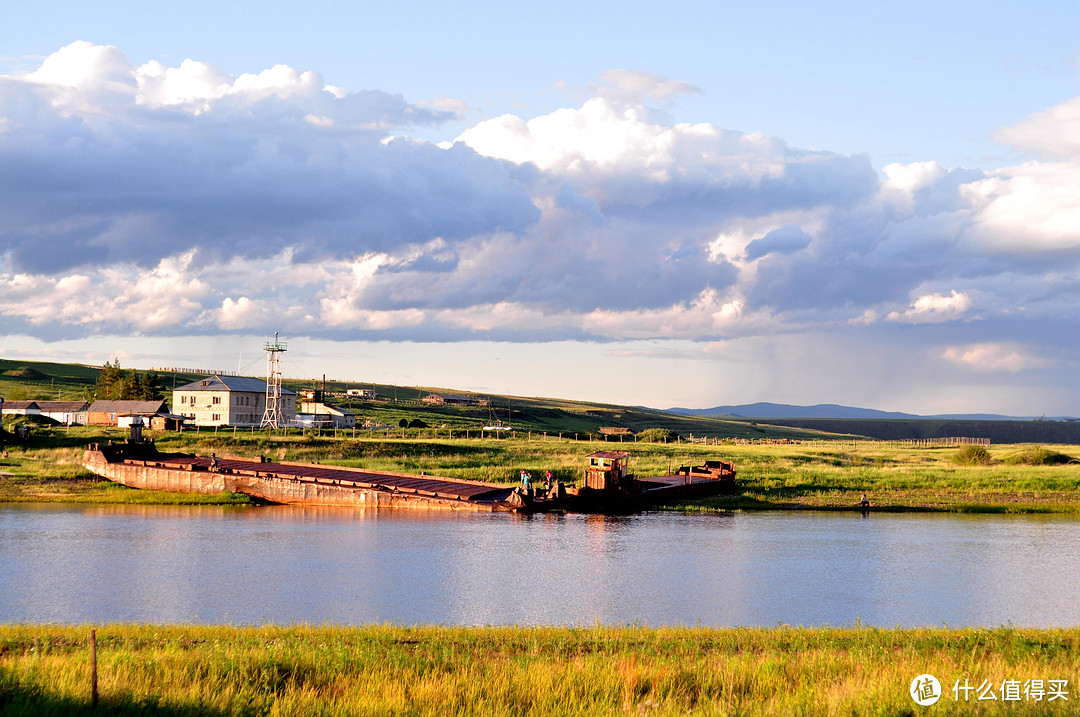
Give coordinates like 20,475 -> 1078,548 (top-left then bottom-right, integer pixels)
212,414 -> 221,422
212,396 -> 221,405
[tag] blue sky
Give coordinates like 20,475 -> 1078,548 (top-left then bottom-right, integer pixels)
2,2 -> 1080,414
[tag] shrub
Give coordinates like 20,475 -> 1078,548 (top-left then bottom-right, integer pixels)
1003,446 -> 1077,466
952,444 -> 992,465
637,428 -> 680,443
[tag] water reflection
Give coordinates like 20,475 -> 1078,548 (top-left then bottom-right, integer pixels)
1,504 -> 1079,627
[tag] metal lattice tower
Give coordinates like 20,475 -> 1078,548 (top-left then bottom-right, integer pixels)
261,332 -> 287,428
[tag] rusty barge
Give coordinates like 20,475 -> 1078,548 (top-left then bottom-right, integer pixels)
82,443 -> 736,514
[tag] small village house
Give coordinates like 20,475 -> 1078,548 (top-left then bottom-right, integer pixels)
36,401 -> 89,425
0,400 -> 90,425
1,401 -> 41,417
421,393 -> 491,407
86,400 -> 170,426
298,399 -> 356,429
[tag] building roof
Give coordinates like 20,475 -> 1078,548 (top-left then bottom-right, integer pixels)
423,393 -> 475,402
2,401 -> 40,411
587,451 -> 631,460
173,375 -> 295,395
87,400 -> 170,415
300,402 -> 355,416
35,401 -> 90,412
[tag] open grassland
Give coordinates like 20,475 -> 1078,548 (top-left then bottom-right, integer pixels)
1,426 -> 1078,512
694,441 -> 1080,514
0,430 -> 250,505
1,623 -> 1078,716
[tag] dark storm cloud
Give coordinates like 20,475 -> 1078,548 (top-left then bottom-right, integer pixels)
0,75 -> 539,273
744,225 -> 813,261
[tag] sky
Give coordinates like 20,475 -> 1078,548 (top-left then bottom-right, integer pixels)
1,1 -> 1080,415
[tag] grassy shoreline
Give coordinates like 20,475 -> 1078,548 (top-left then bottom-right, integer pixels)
1,427 -> 1078,513
2,623 -> 1078,715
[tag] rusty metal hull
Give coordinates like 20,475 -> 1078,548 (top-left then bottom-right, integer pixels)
82,443 -> 737,515
82,443 -> 516,512
517,474 -> 737,514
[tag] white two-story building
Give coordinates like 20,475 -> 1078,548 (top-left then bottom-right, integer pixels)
172,375 -> 296,427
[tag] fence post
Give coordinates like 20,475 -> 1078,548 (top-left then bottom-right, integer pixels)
90,628 -> 98,707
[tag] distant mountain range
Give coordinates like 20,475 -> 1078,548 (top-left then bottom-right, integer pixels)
662,402 -> 1073,421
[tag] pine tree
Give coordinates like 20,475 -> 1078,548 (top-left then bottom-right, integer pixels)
91,359 -> 124,401
141,372 -> 162,401
120,371 -> 140,400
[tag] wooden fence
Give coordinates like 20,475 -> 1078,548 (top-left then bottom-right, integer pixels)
65,423 -> 991,448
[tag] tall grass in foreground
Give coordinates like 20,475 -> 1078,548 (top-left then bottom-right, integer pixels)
1,624 -> 1078,715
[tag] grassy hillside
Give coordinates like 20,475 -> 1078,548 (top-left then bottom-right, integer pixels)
310,390 -> 838,440
0,358 -> 205,402
4,357 -> 1079,443
0,359 -> 100,401
0,358 -> 837,440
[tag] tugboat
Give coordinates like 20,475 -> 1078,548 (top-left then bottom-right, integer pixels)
508,451 -> 737,513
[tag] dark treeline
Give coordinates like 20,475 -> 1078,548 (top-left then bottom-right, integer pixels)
86,359 -> 162,402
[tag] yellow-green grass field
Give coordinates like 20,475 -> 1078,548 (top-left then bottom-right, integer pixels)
1,624 -> 1078,716
1,426 -> 1078,512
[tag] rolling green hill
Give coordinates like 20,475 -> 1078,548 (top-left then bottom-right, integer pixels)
4,357 -> 1078,443
0,358 -> 205,402
0,358 -> 833,440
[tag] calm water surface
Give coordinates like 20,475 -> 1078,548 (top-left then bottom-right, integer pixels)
2,504 -> 1079,627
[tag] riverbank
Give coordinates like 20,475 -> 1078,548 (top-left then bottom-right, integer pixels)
1,623 -> 1078,715
1,428 -> 1078,512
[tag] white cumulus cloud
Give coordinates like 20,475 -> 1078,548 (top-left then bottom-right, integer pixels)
886,290 -> 972,324
942,343 -> 1050,373
994,95 -> 1080,160
3,41 -> 1080,369
590,69 -> 701,105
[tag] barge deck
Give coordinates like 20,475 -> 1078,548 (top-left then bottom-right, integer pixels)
82,443 -> 737,514
83,442 -> 517,512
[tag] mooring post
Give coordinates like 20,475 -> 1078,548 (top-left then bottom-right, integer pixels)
90,628 -> 98,707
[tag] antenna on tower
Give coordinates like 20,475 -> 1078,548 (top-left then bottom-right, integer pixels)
261,332 -> 288,429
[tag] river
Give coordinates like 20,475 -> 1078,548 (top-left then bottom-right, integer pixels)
2,504 -> 1079,627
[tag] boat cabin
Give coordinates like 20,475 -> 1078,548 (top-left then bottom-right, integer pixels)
584,451 -> 631,492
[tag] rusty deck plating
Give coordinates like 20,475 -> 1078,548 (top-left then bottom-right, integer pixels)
84,443 -> 517,511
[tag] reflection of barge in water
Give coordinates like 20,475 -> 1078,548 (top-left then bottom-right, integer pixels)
82,443 -> 735,514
